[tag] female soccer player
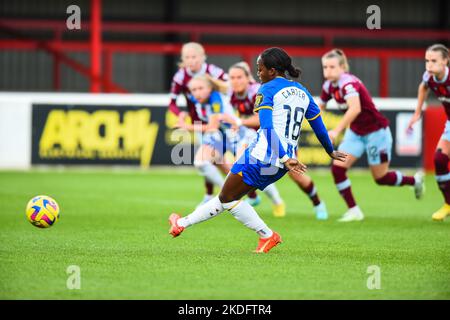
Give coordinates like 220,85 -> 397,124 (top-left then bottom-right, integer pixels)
227,61 -> 286,217
407,44 -> 450,221
169,42 -> 229,204
169,47 -> 346,253
226,61 -> 329,219
319,49 -> 425,222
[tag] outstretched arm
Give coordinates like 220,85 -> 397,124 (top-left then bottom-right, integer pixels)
407,82 -> 428,131
169,79 -> 183,116
308,114 -> 347,162
305,93 -> 346,162
175,114 -> 221,132
308,114 -> 334,154
241,114 -> 260,127
328,96 -> 361,142
220,113 -> 260,129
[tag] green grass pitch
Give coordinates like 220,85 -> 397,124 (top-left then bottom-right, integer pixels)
0,168 -> 449,299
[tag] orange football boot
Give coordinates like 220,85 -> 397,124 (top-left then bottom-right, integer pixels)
254,231 -> 282,253
169,213 -> 185,237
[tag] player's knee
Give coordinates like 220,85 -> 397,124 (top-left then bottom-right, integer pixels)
218,192 -> 233,204
434,149 -> 449,172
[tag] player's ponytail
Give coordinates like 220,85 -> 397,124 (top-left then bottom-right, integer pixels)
260,47 -> 302,79
322,48 -> 350,72
287,64 -> 301,78
426,44 -> 450,66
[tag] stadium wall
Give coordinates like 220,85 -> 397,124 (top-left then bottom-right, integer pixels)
0,92 -> 438,170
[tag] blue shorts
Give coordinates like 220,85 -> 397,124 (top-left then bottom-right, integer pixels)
231,149 -> 288,190
441,121 -> 450,142
338,127 -> 392,166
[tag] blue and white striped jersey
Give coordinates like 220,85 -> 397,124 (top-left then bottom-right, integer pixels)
249,77 -> 321,168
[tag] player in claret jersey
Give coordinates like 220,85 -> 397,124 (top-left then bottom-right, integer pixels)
168,42 -> 229,205
407,44 -> 450,221
225,61 -> 329,220
176,74 -> 250,196
319,49 -> 425,222
168,47 -> 345,253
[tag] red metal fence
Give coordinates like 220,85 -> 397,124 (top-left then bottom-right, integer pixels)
1,0 -> 449,94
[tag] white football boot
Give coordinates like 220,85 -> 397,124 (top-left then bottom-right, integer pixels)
338,206 -> 364,222
414,171 -> 425,199
314,202 -> 328,220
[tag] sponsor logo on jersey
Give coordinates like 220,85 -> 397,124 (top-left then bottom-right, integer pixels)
254,94 -> 263,108
212,102 -> 221,113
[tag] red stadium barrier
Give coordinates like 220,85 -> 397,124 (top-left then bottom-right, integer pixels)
1,19 -> 449,43
0,39 -> 425,95
0,18 -> 441,94
423,106 -> 447,172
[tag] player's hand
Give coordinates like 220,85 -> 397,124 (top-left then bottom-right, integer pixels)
205,115 -> 221,132
220,114 -> 240,129
174,119 -> 185,129
329,150 -> 347,162
406,112 -> 421,134
284,158 -> 307,175
174,116 -> 187,129
173,111 -> 188,129
328,129 -> 339,143
217,113 -> 230,123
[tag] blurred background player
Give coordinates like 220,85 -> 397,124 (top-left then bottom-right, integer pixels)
168,42 -> 229,205
169,47 -> 346,253
226,62 -> 329,220
407,44 -> 450,221
176,74 -> 250,206
319,49 -> 425,222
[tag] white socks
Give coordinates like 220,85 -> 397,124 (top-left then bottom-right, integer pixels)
194,161 -> 224,188
222,200 -> 273,238
178,196 -> 273,238
177,196 -> 224,228
263,184 -> 283,205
